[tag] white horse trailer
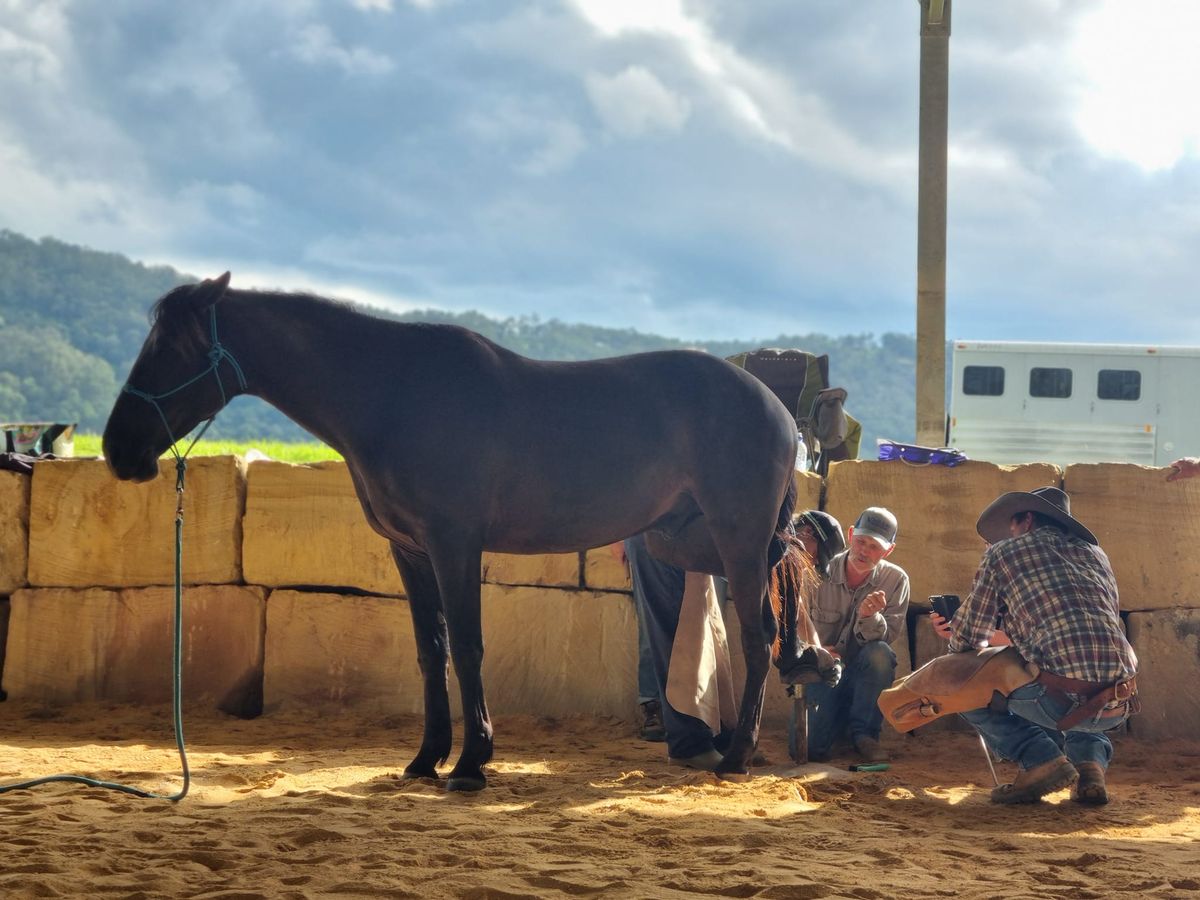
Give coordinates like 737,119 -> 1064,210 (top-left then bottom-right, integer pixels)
948,341 -> 1200,467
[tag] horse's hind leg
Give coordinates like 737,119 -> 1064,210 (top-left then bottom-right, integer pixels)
423,530 -> 493,792
707,529 -> 774,778
391,542 -> 453,779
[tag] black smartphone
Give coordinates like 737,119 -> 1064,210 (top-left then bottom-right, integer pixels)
929,594 -> 961,621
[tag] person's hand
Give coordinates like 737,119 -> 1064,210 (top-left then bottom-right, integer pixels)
987,629 -> 1012,647
858,590 -> 887,619
1166,457 -> 1200,482
608,542 -> 627,566
929,611 -> 952,640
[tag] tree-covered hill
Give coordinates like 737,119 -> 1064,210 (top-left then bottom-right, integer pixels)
0,229 -> 915,451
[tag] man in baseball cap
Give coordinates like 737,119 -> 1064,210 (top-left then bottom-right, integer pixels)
804,506 -> 909,763
851,507 -> 898,550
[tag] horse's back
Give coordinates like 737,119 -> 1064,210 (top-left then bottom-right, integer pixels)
341,321 -> 796,551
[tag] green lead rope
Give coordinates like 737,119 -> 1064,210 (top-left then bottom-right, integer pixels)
2,306 -> 242,801
0,456 -> 192,801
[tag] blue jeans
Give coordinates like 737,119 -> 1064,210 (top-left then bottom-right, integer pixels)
805,640 -> 897,755
961,681 -> 1125,772
635,587 -> 658,706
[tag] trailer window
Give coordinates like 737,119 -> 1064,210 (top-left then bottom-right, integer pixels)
1030,367 -> 1072,398
1097,369 -> 1141,401
963,365 -> 1005,396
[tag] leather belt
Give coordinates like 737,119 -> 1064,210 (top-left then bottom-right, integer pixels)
1035,670 -> 1139,731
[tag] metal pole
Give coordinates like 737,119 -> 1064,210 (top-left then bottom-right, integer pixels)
975,727 -> 1000,787
787,684 -> 808,764
915,0 -> 951,446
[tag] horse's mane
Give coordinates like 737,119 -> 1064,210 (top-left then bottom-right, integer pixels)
147,284 -> 378,355
145,280 -> 512,378
147,284 -> 211,357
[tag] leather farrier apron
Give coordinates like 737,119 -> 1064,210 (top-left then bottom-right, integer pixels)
877,646 -> 1036,732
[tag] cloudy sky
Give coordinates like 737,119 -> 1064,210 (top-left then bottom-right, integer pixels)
2,0 -> 1198,344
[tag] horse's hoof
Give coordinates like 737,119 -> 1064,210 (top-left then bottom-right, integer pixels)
403,762 -> 440,780
780,647 -> 843,687
402,769 -> 439,781
445,774 -> 487,792
716,772 -> 753,783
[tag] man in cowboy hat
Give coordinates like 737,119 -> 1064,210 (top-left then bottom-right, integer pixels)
939,486 -> 1138,805
805,506 -> 910,763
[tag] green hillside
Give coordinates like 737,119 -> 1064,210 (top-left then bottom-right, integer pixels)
0,229 -> 916,451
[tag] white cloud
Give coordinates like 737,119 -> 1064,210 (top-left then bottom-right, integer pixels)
0,131 -> 256,261
463,102 -> 587,176
1070,0 -> 1200,171
569,0 -> 891,186
568,0 -> 691,39
520,120 -> 587,176
0,21 -> 63,86
585,66 -> 690,138
291,23 -> 395,76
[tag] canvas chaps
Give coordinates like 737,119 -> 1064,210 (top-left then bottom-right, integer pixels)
878,646 -> 1139,733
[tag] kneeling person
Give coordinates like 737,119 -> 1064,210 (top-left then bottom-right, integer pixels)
806,507 -> 910,763
941,487 -> 1138,805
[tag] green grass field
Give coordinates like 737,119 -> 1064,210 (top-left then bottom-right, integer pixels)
72,433 -> 342,463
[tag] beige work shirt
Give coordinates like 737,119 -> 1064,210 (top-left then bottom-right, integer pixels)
809,551 -> 910,656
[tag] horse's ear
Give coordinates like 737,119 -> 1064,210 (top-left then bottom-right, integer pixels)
193,271 -> 232,309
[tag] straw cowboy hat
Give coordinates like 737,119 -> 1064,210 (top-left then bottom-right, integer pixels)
976,486 -> 1097,545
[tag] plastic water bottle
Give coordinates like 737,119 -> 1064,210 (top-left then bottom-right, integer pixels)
795,431 -> 808,472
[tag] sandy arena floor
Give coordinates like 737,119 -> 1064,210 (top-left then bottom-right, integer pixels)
1,702 -> 1198,899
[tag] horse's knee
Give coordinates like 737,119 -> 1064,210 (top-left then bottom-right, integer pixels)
416,651 -> 449,678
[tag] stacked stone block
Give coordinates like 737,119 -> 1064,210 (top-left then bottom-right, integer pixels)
0,456 -> 1195,742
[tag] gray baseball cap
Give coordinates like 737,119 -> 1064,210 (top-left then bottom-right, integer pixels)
853,507 -> 898,550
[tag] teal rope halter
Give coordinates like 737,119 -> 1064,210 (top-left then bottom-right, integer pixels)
121,305 -> 248,455
0,305 -> 246,802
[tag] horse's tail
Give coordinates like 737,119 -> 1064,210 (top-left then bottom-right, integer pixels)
763,477 -> 818,665
765,479 -> 842,685
767,474 -> 797,571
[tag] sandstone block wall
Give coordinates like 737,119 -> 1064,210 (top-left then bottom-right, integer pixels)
4,584 -> 265,712
1,471 -> 30,594
0,598 -> 8,693
27,457 -> 245,588
583,547 -> 631,592
242,461 -> 404,595
1126,609 -> 1200,740
2,455 -> 1198,743
263,589 -> 418,714
1065,464 -> 1200,611
242,460 -> 585,594
264,585 -> 637,719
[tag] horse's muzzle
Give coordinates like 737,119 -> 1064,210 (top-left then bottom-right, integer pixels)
104,445 -> 161,483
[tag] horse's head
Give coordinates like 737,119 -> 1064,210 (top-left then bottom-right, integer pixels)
103,272 -> 236,482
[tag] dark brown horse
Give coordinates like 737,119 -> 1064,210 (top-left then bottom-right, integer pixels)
102,273 -> 829,791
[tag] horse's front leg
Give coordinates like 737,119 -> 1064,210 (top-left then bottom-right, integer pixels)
391,542 -> 453,779
425,531 -> 492,792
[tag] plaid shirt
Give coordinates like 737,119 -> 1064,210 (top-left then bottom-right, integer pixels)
948,527 -> 1137,683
